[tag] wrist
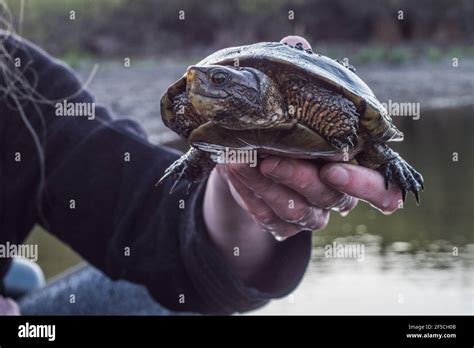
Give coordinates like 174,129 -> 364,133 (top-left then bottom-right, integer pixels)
203,167 -> 278,284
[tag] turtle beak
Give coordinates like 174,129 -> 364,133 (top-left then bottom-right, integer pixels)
186,66 -> 207,95
186,67 -> 197,90
186,66 -> 208,87
186,66 -> 197,85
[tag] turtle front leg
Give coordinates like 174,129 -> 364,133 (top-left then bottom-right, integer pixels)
356,143 -> 424,203
157,148 -> 216,194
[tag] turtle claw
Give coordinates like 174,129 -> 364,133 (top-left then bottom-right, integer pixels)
156,170 -> 172,187
169,170 -> 186,194
156,153 -> 192,194
157,148 -> 216,194
330,137 -> 356,152
347,138 -> 355,148
414,190 -> 420,205
158,161 -> 187,194
186,183 -> 193,195
381,157 -> 424,204
401,188 -> 407,203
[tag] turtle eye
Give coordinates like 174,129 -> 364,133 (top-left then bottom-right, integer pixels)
210,71 -> 228,86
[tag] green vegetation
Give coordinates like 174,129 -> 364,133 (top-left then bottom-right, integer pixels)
3,0 -> 474,61
354,46 -> 389,64
426,47 -> 443,63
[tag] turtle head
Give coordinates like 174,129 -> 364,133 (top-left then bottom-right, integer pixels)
185,65 -> 285,129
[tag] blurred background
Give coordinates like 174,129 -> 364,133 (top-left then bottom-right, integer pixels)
6,0 -> 474,59
5,0 -> 473,314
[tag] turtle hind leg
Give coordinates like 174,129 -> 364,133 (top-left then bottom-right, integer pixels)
356,143 -> 424,204
329,133 -> 357,152
286,82 -> 359,152
324,113 -> 359,152
157,148 -> 215,194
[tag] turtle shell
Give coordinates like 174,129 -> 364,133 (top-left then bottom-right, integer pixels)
161,42 -> 403,145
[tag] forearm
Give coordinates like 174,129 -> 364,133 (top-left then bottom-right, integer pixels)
203,168 -> 279,286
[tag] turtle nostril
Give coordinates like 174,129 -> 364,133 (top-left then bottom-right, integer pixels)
186,69 -> 196,82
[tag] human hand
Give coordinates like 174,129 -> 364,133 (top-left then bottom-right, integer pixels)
203,156 -> 358,285
221,157 -> 358,241
319,163 -> 403,214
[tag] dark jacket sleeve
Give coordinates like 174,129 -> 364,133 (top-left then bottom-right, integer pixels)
0,34 -> 312,314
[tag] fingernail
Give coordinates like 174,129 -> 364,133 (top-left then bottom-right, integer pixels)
340,210 -> 350,217
270,231 -> 288,242
263,158 -> 294,180
323,165 -> 350,188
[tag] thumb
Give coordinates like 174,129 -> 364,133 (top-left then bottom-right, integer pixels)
280,35 -> 312,50
320,163 -> 403,214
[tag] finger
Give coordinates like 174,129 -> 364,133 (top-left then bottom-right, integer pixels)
225,167 -> 268,213
258,220 -> 308,242
334,196 -> 359,216
260,156 -> 350,210
229,165 -> 330,230
230,164 -> 328,229
280,35 -> 312,50
227,171 -> 310,241
320,163 -> 403,214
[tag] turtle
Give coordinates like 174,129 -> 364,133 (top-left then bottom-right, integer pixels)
158,41 -> 424,202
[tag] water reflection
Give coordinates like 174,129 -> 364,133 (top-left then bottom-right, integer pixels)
255,236 -> 473,314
